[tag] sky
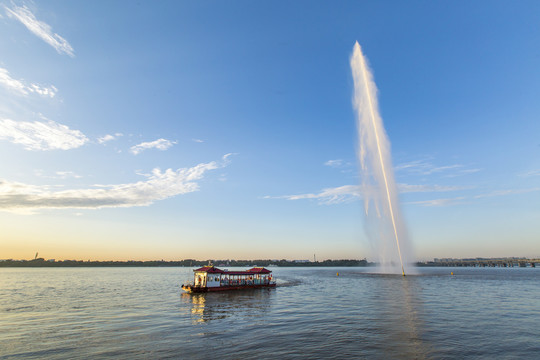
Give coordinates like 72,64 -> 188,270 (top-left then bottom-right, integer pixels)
1,0 -> 539,261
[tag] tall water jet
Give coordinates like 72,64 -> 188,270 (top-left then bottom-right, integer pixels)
350,42 -> 412,275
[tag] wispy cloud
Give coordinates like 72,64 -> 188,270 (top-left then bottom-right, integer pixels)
473,188 -> 540,199
444,168 -> 482,178
0,118 -> 88,151
324,159 -> 355,175
0,67 -> 57,97
519,169 -> 540,177
97,133 -> 123,144
459,169 -> 482,174
192,138 -> 204,143
268,185 -> 361,204
397,184 -> 471,193
396,159 -> 481,177
34,170 -> 82,179
408,188 -> 540,207
324,159 -> 345,168
0,154 -> 232,213
407,197 -> 467,207
405,187 -> 540,207
130,138 -> 175,155
409,187 -> 540,206
396,160 -> 462,175
267,183 -> 466,205
55,171 -> 82,179
324,158 -> 354,170
4,5 -> 74,57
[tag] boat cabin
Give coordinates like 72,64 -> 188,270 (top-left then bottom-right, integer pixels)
183,266 -> 275,292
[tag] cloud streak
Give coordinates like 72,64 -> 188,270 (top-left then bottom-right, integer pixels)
0,154 -> 232,213
130,138 -> 175,155
395,159 -> 481,177
407,197 -> 467,207
0,67 -> 57,98
406,187 -> 540,206
5,5 -> 74,57
519,169 -> 540,177
473,188 -> 540,199
0,118 -> 88,150
34,170 -> 82,179
272,182 -> 540,208
324,159 -> 345,168
268,183 -> 467,204
271,185 -> 361,204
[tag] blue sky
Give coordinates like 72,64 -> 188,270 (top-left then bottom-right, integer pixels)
1,1 -> 539,261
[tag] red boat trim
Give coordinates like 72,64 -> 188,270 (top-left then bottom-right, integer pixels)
182,283 -> 276,293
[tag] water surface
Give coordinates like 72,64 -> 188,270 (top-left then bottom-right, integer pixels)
1,267 -> 538,359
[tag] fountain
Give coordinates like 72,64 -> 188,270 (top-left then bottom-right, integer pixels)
350,42 -> 413,275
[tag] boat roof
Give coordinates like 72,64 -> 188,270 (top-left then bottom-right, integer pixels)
193,266 -> 272,275
193,266 -> 225,273
246,267 -> 272,274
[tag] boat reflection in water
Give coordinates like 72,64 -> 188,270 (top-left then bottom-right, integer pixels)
181,288 -> 275,324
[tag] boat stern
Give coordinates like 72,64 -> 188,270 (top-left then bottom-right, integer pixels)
181,284 -> 207,293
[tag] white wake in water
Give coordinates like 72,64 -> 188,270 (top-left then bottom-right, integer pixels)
350,42 -> 414,275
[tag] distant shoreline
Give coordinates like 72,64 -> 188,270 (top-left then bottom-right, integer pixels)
0,258 -> 370,268
1,258 -> 537,268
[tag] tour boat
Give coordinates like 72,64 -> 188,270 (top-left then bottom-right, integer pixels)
181,266 -> 276,293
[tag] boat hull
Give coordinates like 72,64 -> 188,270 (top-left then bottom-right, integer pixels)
182,283 -> 276,293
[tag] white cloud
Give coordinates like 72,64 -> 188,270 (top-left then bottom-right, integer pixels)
0,67 -> 26,94
403,187 -> 540,207
97,134 -> 115,144
272,185 -> 361,204
0,67 -> 57,98
192,138 -> 204,143
395,160 -> 462,175
324,159 -> 346,168
396,159 -> 482,178
97,133 -> 122,144
55,171 -> 82,179
0,118 -> 88,150
268,183 -> 465,205
519,169 -> 540,177
28,83 -> 57,97
474,188 -> 540,199
130,138 -> 175,155
459,169 -> 482,174
407,197 -> 467,207
4,5 -> 74,57
34,170 -> 82,179
0,154 -> 232,213
397,184 -> 470,193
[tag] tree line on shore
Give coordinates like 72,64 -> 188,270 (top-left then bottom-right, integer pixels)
0,258 -> 370,267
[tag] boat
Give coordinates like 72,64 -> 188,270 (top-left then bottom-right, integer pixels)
181,266 -> 276,293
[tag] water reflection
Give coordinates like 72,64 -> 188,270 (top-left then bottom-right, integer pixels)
181,289 -> 275,324
367,274 -> 431,359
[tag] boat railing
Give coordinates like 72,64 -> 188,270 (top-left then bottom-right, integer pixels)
219,278 -> 275,286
